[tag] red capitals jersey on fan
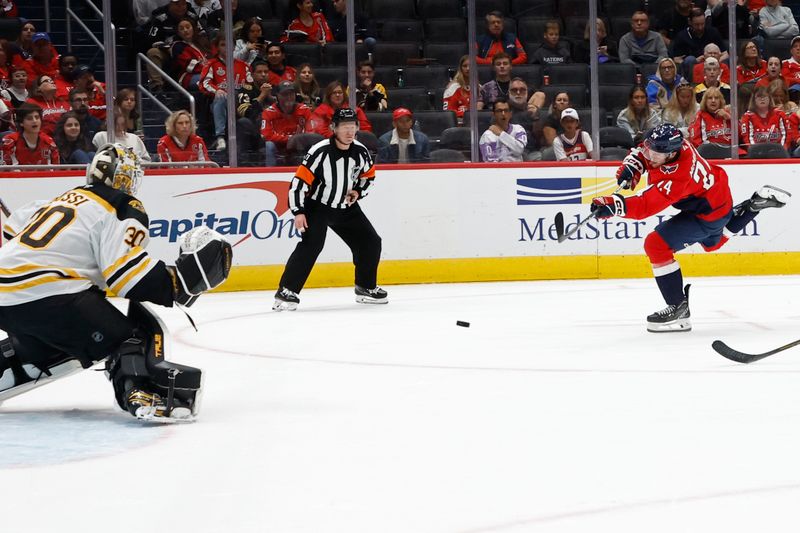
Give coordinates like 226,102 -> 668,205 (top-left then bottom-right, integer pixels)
443,84 -> 470,118
740,108 -> 789,148
171,41 -> 208,89
1,132 -> 60,165
688,111 -> 732,146
781,58 -> 800,87
86,83 -> 107,121
157,134 -> 209,162
267,66 -> 297,87
623,140 -> 732,222
199,58 -> 253,96
25,96 -> 70,136
260,103 -> 312,145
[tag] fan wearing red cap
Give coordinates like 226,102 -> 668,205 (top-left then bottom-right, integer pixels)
377,107 -> 431,163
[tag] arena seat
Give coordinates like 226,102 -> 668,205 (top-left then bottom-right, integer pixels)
746,143 -> 790,159
599,126 -> 634,148
545,63 -> 589,85
424,18 -> 467,42
430,148 -> 467,162
424,42 -> 469,66
372,42 -> 421,66
697,143 -> 733,160
282,43 -> 321,67
313,66 -> 348,88
511,0 -> 556,18
369,0 -> 417,18
597,63 -> 638,86
541,84 -> 587,107
378,19 -> 424,41
418,0 -> 465,18
599,147 -> 630,160
323,43 -> 368,66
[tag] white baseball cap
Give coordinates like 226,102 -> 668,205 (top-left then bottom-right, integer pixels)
561,108 -> 579,121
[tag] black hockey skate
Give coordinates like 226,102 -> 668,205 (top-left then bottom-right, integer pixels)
737,185 -> 791,214
126,388 -> 193,422
355,285 -> 388,304
273,287 -> 300,311
647,284 -> 691,333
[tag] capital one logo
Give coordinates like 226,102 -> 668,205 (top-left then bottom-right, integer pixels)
149,180 -> 301,243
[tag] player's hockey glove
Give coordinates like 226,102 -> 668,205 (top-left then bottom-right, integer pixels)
170,227 -> 233,307
616,149 -> 645,189
591,194 -> 626,219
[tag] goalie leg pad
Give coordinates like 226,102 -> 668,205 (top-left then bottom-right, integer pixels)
105,302 -> 204,419
173,227 -> 233,307
0,336 -> 85,404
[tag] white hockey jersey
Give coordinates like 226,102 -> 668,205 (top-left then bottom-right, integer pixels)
0,184 -> 160,306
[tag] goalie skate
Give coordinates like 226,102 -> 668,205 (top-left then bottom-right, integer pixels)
126,389 -> 194,424
273,287 -> 299,311
647,284 -> 691,333
355,285 -> 388,304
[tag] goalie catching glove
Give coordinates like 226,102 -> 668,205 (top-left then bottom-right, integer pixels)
591,194 -> 626,219
168,227 -> 233,306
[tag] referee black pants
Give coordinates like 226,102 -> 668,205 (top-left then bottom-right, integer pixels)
279,200 -> 382,293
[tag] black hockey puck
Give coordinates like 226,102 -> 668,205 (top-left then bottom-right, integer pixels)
456,320 -> 470,327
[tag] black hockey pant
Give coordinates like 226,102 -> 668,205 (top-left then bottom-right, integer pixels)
0,287 -> 135,370
279,200 -> 382,293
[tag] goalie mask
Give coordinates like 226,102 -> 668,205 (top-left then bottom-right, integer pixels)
86,143 -> 144,196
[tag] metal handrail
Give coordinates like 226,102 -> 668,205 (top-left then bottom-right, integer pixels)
66,8 -> 106,52
0,161 -> 219,171
66,0 -> 110,53
136,53 -> 196,119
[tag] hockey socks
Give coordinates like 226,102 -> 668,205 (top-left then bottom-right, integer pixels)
653,262 -> 684,306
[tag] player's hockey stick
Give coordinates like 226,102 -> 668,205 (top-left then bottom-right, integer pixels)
711,338 -> 800,364
554,181 -> 629,243
0,196 -> 10,217
554,210 -> 595,243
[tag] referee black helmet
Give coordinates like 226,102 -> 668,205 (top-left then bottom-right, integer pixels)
332,107 -> 358,126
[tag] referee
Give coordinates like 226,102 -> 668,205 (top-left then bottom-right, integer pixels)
273,108 -> 387,311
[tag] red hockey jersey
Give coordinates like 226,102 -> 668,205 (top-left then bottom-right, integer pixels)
199,58 -> 253,96
267,66 -> 297,88
443,84 -> 470,119
171,41 -> 208,89
260,103 -> 313,146
740,108 -> 789,148
688,111 -> 732,146
307,103 -> 372,138
622,140 -> 732,222
736,60 -> 767,85
781,58 -> 800,88
157,134 -> 209,162
25,95 -> 70,136
1,132 -> 59,165
281,13 -> 334,44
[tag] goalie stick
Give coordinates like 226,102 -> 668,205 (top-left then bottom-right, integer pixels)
711,338 -> 800,364
554,181 -> 629,243
0,196 -> 9,217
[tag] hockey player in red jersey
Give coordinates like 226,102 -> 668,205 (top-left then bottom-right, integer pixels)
590,124 -> 790,332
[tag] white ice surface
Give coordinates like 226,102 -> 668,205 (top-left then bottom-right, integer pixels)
2,276 -> 800,533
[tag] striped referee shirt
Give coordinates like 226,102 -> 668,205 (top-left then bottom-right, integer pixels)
289,137 -> 376,214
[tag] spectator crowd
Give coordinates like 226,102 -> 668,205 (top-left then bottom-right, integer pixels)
3,0 -> 800,166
